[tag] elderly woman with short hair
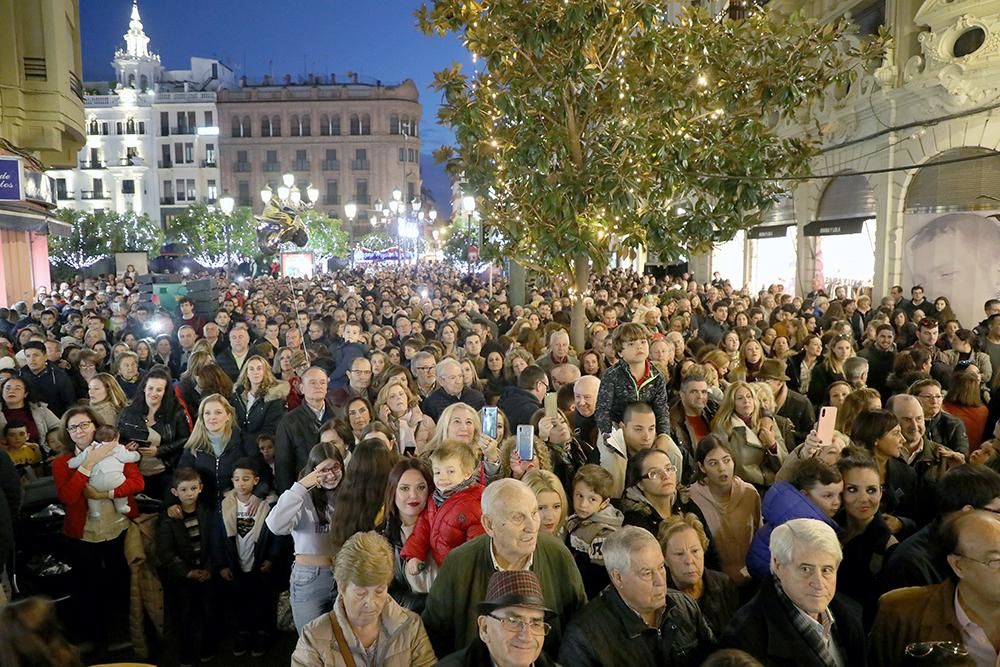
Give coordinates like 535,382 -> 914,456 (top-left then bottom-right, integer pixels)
291,531 -> 436,667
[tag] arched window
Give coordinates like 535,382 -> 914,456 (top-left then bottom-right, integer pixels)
126,117 -> 136,134
139,74 -> 148,90
271,115 -> 281,137
261,116 -> 271,137
127,73 -> 135,88
290,114 -> 300,137
330,115 -> 341,136
350,114 -> 361,136
301,114 -> 310,136
320,114 -> 330,136
231,115 -> 241,137
89,118 -> 99,135
361,113 -> 371,135
242,116 -> 252,137
390,114 -> 400,135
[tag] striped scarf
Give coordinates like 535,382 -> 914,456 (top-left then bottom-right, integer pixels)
772,576 -> 843,667
432,474 -> 478,509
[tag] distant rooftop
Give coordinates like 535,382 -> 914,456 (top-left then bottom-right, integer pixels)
237,72 -> 406,88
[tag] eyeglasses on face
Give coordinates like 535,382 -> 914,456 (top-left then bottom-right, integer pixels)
487,614 -> 551,636
67,421 -> 94,433
641,465 -> 677,481
953,553 -> 1000,569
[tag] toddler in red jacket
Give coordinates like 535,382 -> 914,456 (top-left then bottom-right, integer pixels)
401,440 -> 485,573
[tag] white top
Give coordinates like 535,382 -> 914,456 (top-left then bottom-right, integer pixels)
264,482 -> 335,558
236,499 -> 256,572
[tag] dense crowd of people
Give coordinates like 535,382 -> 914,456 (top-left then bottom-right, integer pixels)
2,263 -> 1000,666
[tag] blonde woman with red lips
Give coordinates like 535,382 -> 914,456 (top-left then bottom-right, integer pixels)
835,451 -> 898,628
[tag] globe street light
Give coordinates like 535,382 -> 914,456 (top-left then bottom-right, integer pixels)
218,193 -> 236,274
344,202 -> 358,257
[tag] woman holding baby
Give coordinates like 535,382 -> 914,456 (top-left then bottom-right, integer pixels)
52,405 -> 144,661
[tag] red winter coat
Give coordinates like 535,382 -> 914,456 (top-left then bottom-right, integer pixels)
52,454 -> 144,539
400,483 -> 485,566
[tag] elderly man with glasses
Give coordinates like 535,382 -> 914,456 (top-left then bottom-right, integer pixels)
870,510 -> 1000,667
909,378 -> 970,457
437,570 -> 562,667
421,358 -> 485,422
559,525 -> 715,666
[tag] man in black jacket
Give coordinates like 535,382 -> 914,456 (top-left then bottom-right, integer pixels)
910,378 -> 970,456
858,324 -> 897,402
422,358 -> 485,422
18,341 -> 75,416
215,324 -> 252,382
560,526 -> 715,666
275,367 -> 334,492
720,518 -> 865,667
0,449 -> 19,603
498,365 -> 547,430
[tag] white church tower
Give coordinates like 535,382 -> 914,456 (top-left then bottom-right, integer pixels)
113,1 -> 162,91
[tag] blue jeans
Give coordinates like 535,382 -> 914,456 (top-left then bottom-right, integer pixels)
289,563 -> 334,634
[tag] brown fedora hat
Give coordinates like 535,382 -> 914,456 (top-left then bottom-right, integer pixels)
757,359 -> 790,382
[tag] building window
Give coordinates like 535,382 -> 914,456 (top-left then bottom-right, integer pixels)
325,180 -> 339,205
390,114 -> 400,135
350,114 -> 361,136
407,182 -> 416,202
399,148 -> 406,162
93,178 -> 104,198
204,110 -> 213,126
122,179 -> 135,195
56,178 -> 68,199
294,149 -> 308,171
320,114 -> 330,136
271,115 -> 281,137
176,179 -> 187,201
126,118 -> 136,134
207,179 -> 217,201
184,143 -> 194,163
290,115 -> 300,137
355,178 -> 369,204
231,115 -> 241,137
101,122 -> 110,135
242,116 -> 252,137
186,179 -> 196,200
138,121 -> 145,134
116,121 -> 123,135
264,150 -> 279,172
163,112 -> 171,136
261,116 -> 271,137
205,143 -> 216,165
330,115 -> 341,135
408,148 -> 417,163
235,150 -> 250,172
238,181 -> 250,206
162,180 -> 173,202
361,114 -> 371,135
175,143 -> 184,164
88,118 -> 98,135
301,114 -> 310,136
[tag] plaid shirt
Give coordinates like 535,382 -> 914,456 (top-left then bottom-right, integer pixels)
772,576 -> 845,667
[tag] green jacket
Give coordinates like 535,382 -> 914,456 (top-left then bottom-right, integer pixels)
421,533 -> 587,658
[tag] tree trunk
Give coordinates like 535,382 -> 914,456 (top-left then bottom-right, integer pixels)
570,254 -> 589,353
509,261 -> 526,306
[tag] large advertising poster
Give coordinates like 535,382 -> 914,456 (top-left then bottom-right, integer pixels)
902,211 -> 1000,326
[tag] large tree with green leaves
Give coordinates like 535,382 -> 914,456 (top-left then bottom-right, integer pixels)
419,0 -> 886,347
50,209 -> 163,269
167,202 -> 257,268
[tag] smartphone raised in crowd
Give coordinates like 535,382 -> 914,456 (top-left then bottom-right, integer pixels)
816,406 -> 837,447
517,424 -> 534,462
544,392 -> 558,419
481,406 -> 499,440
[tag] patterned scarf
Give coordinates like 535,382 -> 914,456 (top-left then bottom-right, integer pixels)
432,473 -> 478,509
772,576 -> 844,667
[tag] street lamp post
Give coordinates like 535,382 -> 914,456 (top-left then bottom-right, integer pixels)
219,193 -> 235,275
373,188 -> 436,268
344,202 -> 357,265
258,172 -> 319,266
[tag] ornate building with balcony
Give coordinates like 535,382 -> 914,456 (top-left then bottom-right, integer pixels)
217,74 -> 422,240
687,0 -> 1000,324
46,1 -> 233,227
0,0 -> 85,306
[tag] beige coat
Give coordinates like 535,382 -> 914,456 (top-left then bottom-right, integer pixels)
291,594 -> 436,667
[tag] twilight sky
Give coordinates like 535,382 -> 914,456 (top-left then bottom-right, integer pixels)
79,0 -> 475,214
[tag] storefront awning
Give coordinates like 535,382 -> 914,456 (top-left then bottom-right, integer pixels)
0,206 -> 68,236
803,217 -> 868,237
748,224 -> 794,240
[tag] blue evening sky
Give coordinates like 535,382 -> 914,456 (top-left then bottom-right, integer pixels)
79,0 -> 475,214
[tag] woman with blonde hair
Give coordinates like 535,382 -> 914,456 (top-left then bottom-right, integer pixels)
497,433 -> 553,480
522,468 -> 568,537
711,381 -> 786,489
231,354 -> 290,452
503,347 -> 534,384
87,372 -> 127,427
374,381 -> 435,454
730,339 -> 765,384
178,393 -> 263,507
425,402 -> 501,481
835,387 -> 882,436
807,334 -> 854,406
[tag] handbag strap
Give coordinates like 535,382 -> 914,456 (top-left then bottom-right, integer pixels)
329,614 -> 358,667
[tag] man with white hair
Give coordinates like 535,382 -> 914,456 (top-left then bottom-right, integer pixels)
720,518 -> 865,666
572,375 -> 600,448
421,357 -> 485,421
535,329 -> 578,379
550,363 -> 581,393
559,525 -> 715,666
422,478 -> 586,659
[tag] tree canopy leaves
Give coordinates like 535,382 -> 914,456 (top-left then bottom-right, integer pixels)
50,209 -> 163,269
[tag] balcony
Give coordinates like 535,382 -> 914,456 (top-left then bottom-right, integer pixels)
158,159 -> 173,168
292,160 -> 310,171
80,190 -> 110,200
80,161 -> 106,169
160,196 -> 176,205
324,195 -> 340,205
234,162 -> 251,172
351,159 -> 369,171
322,160 -> 340,171
56,191 -> 72,200
201,159 -> 217,168
263,162 -> 281,172
170,126 -> 196,135
354,194 -> 371,205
